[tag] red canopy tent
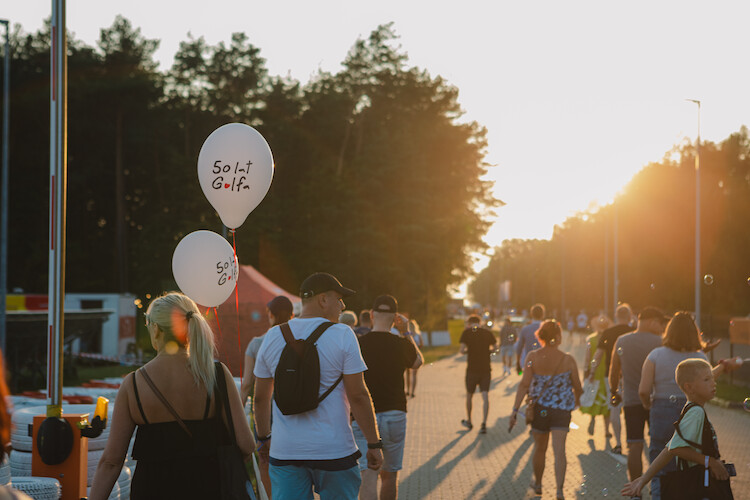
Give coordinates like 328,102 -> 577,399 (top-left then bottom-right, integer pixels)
205,265 -> 300,376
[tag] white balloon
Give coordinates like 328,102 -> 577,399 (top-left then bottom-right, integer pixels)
172,230 -> 239,307
198,123 -> 274,229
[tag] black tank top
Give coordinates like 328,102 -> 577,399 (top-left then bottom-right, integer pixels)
130,370 -> 225,499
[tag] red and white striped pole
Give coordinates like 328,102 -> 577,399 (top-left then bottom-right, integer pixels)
47,0 -> 67,416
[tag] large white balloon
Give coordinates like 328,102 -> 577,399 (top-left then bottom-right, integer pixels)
172,230 -> 239,307
198,123 -> 274,229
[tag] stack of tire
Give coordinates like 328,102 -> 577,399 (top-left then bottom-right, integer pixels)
0,456 -> 10,487
8,477 -> 61,499
10,404 -> 112,487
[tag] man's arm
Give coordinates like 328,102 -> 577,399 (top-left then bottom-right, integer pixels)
406,335 -> 424,369
638,359 -> 655,410
343,372 -> 383,470
239,355 -> 256,405
253,377 -> 274,463
608,344 -> 622,396
460,343 -> 468,355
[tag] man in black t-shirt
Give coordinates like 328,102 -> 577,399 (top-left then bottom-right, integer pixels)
459,315 -> 498,434
354,295 -> 423,500
591,303 -> 633,455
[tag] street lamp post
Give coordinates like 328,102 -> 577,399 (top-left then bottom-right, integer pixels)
687,99 -> 701,328
0,19 -> 9,354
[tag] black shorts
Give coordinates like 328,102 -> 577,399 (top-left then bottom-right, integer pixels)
623,404 -> 650,442
531,406 -> 571,433
465,372 -> 491,393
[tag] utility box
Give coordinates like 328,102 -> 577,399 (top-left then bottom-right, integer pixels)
31,413 -> 88,500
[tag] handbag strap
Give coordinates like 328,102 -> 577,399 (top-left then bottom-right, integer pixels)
215,361 -> 237,443
138,367 -> 192,438
279,321 -> 334,357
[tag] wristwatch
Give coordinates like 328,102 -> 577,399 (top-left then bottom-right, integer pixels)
258,433 -> 272,442
367,440 -> 383,449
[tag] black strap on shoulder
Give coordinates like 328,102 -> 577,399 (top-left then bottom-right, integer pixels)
318,374 -> 344,404
215,361 -> 237,443
132,371 -> 149,424
139,367 -> 192,438
203,390 -> 212,420
673,402 -> 705,451
307,321 -> 335,344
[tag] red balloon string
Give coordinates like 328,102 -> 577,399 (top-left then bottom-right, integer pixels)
213,306 -> 223,344
231,229 -> 242,379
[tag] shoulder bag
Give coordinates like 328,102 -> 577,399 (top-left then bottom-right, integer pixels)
215,362 -> 254,500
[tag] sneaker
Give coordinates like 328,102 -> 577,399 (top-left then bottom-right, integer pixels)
479,423 -> 487,434
461,419 -> 473,430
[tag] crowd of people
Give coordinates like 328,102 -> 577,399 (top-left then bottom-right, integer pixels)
64,273 -> 741,500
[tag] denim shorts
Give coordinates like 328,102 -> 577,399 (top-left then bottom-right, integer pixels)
269,463 -> 361,500
649,397 -> 686,500
500,345 -> 516,358
352,410 -> 407,472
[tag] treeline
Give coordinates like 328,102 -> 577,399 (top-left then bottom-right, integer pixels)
471,130 -> 750,333
4,18 -> 497,328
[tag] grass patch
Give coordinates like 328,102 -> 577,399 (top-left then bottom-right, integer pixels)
421,344 -> 459,364
66,364 -> 137,387
716,380 -> 750,404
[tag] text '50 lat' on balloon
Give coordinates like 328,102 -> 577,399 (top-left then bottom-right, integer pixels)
198,123 -> 274,230
172,230 -> 239,308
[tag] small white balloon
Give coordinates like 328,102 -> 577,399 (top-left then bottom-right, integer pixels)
172,230 -> 238,307
198,123 -> 274,229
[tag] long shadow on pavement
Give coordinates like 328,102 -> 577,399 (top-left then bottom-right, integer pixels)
481,431 -> 535,500
399,432 -> 481,499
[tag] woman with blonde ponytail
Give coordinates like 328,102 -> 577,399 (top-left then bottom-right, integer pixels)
90,292 -> 255,500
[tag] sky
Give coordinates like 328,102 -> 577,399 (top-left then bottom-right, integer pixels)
6,1 -> 750,277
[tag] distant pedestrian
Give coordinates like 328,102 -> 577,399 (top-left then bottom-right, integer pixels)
498,316 -> 518,376
405,319 -> 424,397
638,311 -> 738,500
239,295 -> 294,499
608,306 -> 667,494
576,310 -> 589,333
253,272 -> 383,499
580,314 -> 613,441
516,304 -> 545,373
460,315 -> 498,434
354,295 -> 423,500
591,303 -> 634,455
339,310 -> 358,331
509,320 -> 583,500
355,310 -> 372,336
240,295 -> 294,404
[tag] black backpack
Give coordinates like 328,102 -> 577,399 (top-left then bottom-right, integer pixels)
273,321 -> 343,415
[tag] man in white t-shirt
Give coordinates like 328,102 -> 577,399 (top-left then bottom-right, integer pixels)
254,272 -> 383,499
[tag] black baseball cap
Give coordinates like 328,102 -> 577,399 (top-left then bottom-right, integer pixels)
267,296 -> 293,319
300,272 -> 355,299
639,307 -> 669,323
372,295 -> 398,313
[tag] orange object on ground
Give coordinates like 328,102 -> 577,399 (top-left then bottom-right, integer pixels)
31,413 -> 88,500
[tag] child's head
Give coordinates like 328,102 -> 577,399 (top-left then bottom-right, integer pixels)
675,358 -> 714,401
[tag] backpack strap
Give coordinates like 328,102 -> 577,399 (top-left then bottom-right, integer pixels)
318,374 -> 344,404
279,323 -> 301,356
306,322 -> 335,344
672,402 -> 704,451
139,367 -> 192,438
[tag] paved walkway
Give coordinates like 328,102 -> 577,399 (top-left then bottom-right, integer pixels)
396,331 -> 750,499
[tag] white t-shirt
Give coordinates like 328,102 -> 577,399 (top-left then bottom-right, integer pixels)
254,317 -> 368,460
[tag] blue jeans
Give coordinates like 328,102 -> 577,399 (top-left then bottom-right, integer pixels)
352,410 -> 407,472
648,397 -> 686,500
268,463 -> 361,500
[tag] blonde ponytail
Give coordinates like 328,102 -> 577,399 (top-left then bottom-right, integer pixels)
186,310 -> 217,395
146,292 -> 217,394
